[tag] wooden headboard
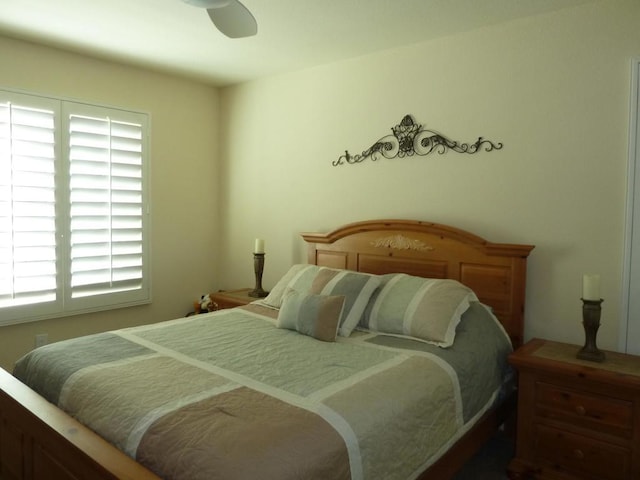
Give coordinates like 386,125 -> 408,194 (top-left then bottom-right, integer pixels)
302,219 -> 534,348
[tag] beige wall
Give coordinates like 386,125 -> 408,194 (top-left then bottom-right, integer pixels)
218,0 -> 640,350
0,37 -> 220,371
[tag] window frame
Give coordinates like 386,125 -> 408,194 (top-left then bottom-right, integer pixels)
0,88 -> 151,326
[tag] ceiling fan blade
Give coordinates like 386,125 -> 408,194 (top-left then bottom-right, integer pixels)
207,0 -> 257,38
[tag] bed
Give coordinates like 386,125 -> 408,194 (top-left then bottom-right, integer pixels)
0,219 -> 534,480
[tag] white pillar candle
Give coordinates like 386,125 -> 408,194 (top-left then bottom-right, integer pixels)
582,274 -> 600,301
254,238 -> 265,254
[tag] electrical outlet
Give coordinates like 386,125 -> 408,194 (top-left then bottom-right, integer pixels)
35,333 -> 48,348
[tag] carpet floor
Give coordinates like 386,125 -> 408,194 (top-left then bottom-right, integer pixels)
452,431 -> 515,480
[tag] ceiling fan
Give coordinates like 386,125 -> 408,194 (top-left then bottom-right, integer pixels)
181,0 -> 257,38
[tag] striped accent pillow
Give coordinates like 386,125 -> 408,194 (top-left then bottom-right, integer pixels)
308,268 -> 381,337
276,289 -> 345,342
263,264 -> 381,337
262,264 -> 322,309
363,274 -> 478,347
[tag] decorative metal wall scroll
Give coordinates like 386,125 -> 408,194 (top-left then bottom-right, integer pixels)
333,114 -> 503,166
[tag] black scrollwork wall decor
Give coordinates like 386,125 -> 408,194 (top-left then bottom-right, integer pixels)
333,114 -> 503,166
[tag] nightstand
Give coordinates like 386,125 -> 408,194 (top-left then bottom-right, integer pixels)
508,338 -> 640,480
210,288 -> 256,310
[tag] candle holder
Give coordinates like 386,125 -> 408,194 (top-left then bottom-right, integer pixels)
249,253 -> 269,298
577,298 -> 605,363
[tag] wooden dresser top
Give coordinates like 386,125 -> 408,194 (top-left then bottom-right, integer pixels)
510,338 -> 640,388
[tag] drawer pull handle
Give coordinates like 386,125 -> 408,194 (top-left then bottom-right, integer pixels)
573,449 -> 585,460
575,405 -> 586,415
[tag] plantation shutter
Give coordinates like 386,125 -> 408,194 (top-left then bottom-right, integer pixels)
67,113 -> 145,301
0,89 -> 149,326
0,100 -> 58,309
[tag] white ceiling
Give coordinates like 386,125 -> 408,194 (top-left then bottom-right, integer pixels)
0,0 -> 597,87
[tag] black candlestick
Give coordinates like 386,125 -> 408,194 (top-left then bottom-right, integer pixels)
577,298 -> 605,362
249,253 -> 268,298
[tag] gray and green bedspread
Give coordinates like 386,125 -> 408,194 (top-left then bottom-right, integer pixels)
13,301 -> 512,480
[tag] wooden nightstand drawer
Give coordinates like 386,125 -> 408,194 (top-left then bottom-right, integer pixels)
536,381 -> 633,438
509,338 -> 640,480
535,424 -> 631,480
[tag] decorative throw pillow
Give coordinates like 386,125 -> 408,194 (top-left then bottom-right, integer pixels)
364,273 -> 478,347
276,289 -> 345,342
262,264 -> 381,337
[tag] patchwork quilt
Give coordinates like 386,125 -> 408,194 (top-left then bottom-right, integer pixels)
13,302 -> 512,480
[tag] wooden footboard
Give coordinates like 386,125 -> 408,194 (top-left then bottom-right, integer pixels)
0,368 -> 159,480
0,362 -> 515,480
